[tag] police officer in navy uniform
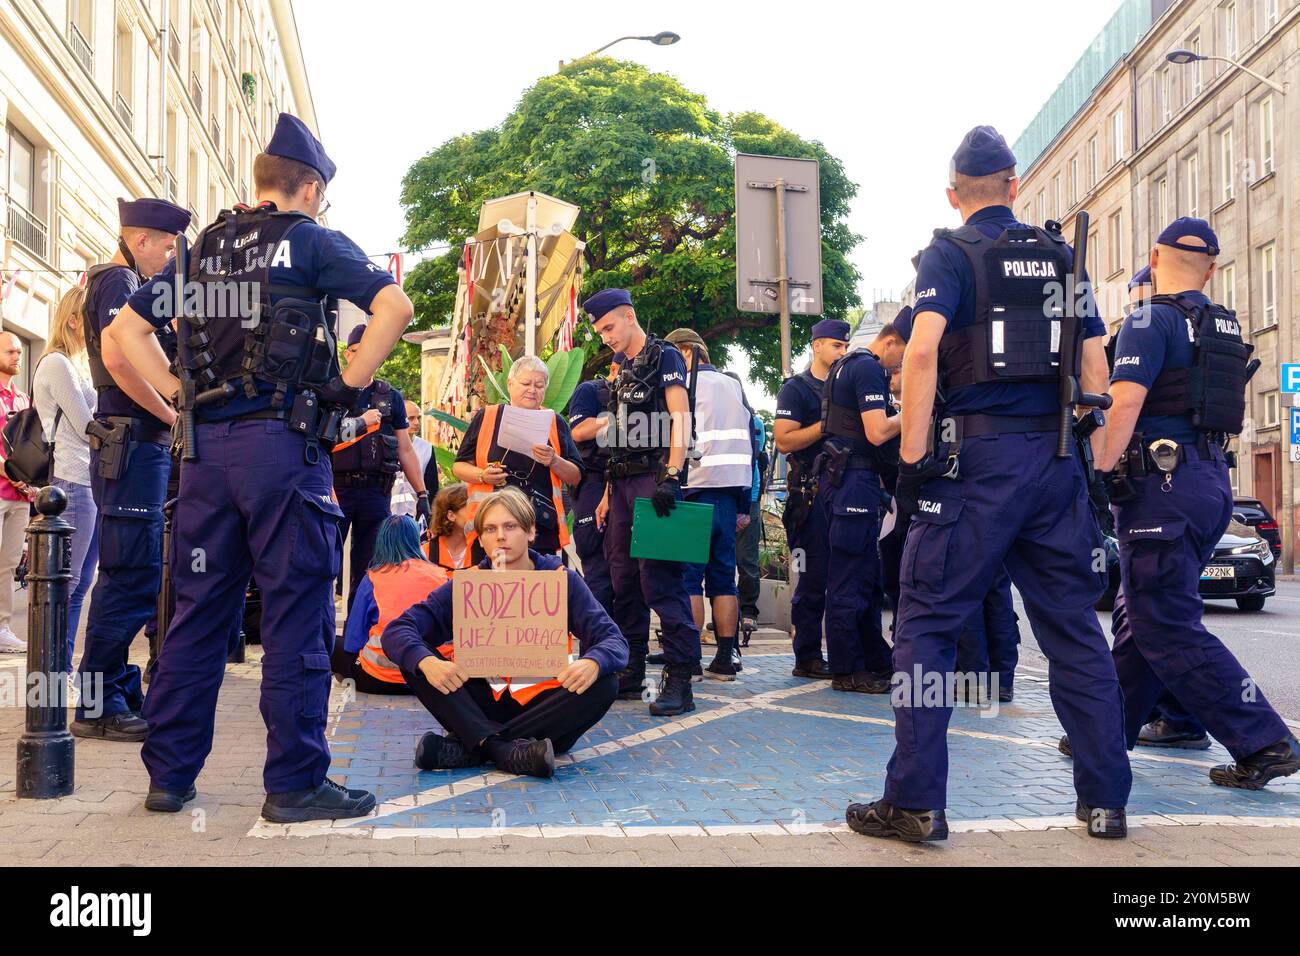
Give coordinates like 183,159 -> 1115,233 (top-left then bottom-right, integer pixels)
818,323 -> 906,693
333,323 -> 430,609
566,362 -> 618,617
1084,218 -> 1298,787
109,113 -> 414,820
847,126 -> 1131,842
583,288 -> 700,716
72,197 -> 192,741
773,318 -> 849,679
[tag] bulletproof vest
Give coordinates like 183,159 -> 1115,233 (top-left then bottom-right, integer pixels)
933,222 -> 1073,390
784,369 -> 825,467
83,263 -> 176,394
1140,293 -> 1253,436
182,204 -> 340,409
574,378 -> 612,472
607,335 -> 671,455
820,350 -> 885,458
333,379 -> 401,475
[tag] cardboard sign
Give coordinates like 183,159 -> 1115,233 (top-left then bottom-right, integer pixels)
451,569 -> 569,679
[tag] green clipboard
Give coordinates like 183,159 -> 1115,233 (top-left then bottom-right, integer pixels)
629,498 -> 714,564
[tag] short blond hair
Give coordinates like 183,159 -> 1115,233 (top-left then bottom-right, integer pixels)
473,486 -> 535,536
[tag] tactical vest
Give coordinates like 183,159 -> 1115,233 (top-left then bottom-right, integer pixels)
606,335 -> 672,457
821,350 -> 887,461
181,204 -> 340,410
932,222 -> 1073,390
783,369 -> 825,468
83,263 -> 177,394
574,378 -> 612,474
333,380 -> 401,476
1140,293 -> 1253,436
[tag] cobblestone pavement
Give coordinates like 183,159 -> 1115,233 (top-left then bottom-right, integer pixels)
3,629 -> 1299,865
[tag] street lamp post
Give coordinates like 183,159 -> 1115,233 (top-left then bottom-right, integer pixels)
559,32 -> 680,71
1165,49 -> 1285,95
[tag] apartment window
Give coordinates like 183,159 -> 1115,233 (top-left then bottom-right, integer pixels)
1036,190 -> 1045,225
5,126 -> 46,259
1160,67 -> 1172,124
68,0 -> 95,72
1185,152 -> 1200,217
1264,0 -> 1279,31
1260,243 -> 1277,328
1219,127 -> 1234,202
114,22 -> 134,128
1263,391 -> 1280,428
1069,156 -> 1079,203
1220,263 -> 1235,311
1088,135 -> 1099,187
1087,229 -> 1099,279
1190,34 -> 1203,95
1224,1 -> 1238,59
1155,177 -> 1168,233
1110,108 -> 1125,164
1052,174 -> 1062,220
1107,211 -> 1123,276
1259,96 -> 1274,176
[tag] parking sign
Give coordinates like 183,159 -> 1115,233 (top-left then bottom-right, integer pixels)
1292,407 -> 1300,446
1283,363 -> 1300,393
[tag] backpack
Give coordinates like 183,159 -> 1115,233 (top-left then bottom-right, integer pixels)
2,359 -> 61,487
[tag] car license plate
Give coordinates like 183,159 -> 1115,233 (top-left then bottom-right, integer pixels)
1200,565 -> 1235,580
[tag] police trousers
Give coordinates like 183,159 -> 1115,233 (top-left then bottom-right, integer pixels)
787,484 -> 829,664
955,568 -> 1020,690
822,468 -> 891,676
572,474 -> 613,617
885,431 -> 1131,810
142,420 -> 344,795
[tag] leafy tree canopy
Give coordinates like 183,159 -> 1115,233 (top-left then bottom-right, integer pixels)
399,58 -> 861,393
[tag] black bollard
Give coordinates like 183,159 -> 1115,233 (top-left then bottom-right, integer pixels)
16,486 -> 75,799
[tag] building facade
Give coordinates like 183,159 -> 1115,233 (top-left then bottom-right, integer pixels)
1015,0 -> 1300,571
0,0 -> 316,391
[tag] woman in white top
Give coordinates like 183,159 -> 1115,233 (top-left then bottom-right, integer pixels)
33,286 -> 99,665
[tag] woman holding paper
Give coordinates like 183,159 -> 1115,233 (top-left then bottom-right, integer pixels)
382,488 -> 627,778
452,356 -> 583,556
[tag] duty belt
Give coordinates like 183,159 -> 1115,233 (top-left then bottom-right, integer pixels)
103,415 -> 170,445
606,452 -> 662,480
956,413 -> 1059,438
334,472 -> 396,490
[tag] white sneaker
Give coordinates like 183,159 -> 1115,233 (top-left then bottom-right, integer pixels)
67,674 -> 80,708
0,626 -> 25,654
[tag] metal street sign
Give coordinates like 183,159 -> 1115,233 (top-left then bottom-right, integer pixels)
1291,406 -> 1300,446
735,154 -> 823,318
1282,363 -> 1300,393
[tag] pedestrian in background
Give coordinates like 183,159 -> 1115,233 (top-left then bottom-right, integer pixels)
33,286 -> 100,664
0,331 -> 35,654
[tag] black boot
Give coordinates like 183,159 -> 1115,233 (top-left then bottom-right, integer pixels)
145,785 -> 197,813
846,799 -> 948,842
832,671 -> 891,694
1209,735 -> 1300,790
1137,718 -> 1211,750
616,660 -> 648,700
488,737 -> 555,778
1076,800 -> 1128,839
261,779 -> 376,823
704,637 -> 738,682
1058,735 -> 1073,758
649,664 -> 695,717
792,658 -> 833,680
415,732 -> 483,770
70,712 -> 149,742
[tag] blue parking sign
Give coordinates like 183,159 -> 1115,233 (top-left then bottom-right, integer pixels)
1292,407 -> 1300,446
1284,364 -> 1300,393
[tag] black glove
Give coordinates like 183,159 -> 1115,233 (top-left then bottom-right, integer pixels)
317,375 -> 361,408
1087,468 -> 1110,515
651,477 -> 680,518
894,454 -> 955,524
415,491 -> 432,528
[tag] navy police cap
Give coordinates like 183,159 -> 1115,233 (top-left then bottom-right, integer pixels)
810,318 -> 850,342
1127,266 -> 1152,291
581,288 -> 633,320
891,305 -> 914,344
951,125 -> 1017,179
346,324 -> 366,347
118,197 -> 191,235
265,113 -> 337,186
1156,217 -> 1219,256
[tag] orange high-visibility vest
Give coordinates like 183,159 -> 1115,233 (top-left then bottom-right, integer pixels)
434,567 -> 572,706
421,534 -> 475,572
356,560 -> 450,684
464,404 -> 570,551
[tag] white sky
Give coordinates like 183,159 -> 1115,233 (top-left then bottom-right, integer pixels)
296,0 -> 1122,408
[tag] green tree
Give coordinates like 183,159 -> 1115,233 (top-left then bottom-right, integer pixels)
399,59 -> 861,394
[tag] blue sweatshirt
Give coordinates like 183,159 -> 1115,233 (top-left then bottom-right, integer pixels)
381,550 -> 630,678
343,574 -> 379,654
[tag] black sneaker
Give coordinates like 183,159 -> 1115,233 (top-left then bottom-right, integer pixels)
997,686 -> 1014,703
1209,735 -> 1300,791
690,662 -> 704,683
144,785 -> 197,813
70,712 -> 149,742
704,638 -> 738,682
649,665 -> 695,717
846,799 -> 948,842
493,738 -> 555,779
261,778 -> 376,823
415,732 -> 483,770
616,664 -> 648,701
792,658 -> 833,680
1076,800 -> 1128,839
1137,718 -> 1211,750
731,645 -> 743,672
831,671 -> 891,694
1058,735 -> 1072,758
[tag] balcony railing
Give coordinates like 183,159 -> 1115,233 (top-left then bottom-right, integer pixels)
165,170 -> 178,203
7,199 -> 48,260
210,115 -> 221,152
168,28 -> 181,67
114,92 -> 134,130
226,151 -> 236,180
190,73 -> 203,113
68,23 -> 93,73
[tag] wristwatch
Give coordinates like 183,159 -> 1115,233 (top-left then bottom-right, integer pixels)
662,465 -> 681,480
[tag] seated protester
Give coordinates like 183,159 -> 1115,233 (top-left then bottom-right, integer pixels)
382,487 -> 628,779
452,356 -> 583,556
332,514 -> 449,695
425,483 -> 477,571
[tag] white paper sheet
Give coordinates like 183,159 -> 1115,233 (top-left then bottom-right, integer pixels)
495,405 -> 555,457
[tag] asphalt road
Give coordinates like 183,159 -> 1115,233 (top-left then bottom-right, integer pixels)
1011,577 -> 1300,725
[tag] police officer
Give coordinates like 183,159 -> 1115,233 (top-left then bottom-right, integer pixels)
818,324 -> 906,693
847,126 -> 1131,842
773,318 -> 849,679
1090,218 -> 1298,786
72,198 -> 191,741
566,361 -> 618,617
333,323 -> 430,609
583,288 -> 700,716
109,113 -> 414,820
